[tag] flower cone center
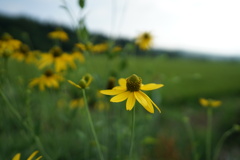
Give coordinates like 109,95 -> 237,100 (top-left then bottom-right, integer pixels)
44,70 -> 54,77
126,74 -> 142,92
51,47 -> 62,57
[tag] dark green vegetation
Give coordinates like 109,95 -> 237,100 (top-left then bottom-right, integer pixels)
1,55 -> 240,160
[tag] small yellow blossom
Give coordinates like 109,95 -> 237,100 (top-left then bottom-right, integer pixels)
70,98 -> 85,109
29,70 -> 64,91
68,74 -> 93,89
38,46 -> 76,72
11,44 -> 38,63
94,101 -> 109,111
199,98 -> 222,108
71,51 -> 85,63
0,33 -> 21,57
112,46 -> 122,53
12,150 -> 42,160
88,43 -> 108,53
75,43 -> 87,51
100,74 -> 164,113
135,32 -> 153,50
48,28 -> 69,41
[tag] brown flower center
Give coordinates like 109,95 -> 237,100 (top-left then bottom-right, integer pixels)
44,70 -> 54,77
51,46 -> 62,57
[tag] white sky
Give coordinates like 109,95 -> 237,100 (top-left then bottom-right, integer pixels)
1,0 -> 240,57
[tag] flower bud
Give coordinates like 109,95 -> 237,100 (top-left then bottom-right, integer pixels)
78,79 -> 87,88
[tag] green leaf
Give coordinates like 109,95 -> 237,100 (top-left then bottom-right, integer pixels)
79,0 -> 85,8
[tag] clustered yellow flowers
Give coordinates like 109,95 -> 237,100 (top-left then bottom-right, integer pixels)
29,70 -> 64,91
135,32 -> 153,50
12,150 -> 42,160
100,74 -> 164,113
199,98 -> 222,107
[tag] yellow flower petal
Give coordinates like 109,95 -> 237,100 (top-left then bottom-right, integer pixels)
140,91 -> 161,113
126,92 -> 136,110
112,86 -> 126,90
12,153 -> 21,160
110,91 -> 131,102
134,91 -> 154,113
27,151 -> 39,160
36,156 -> 43,160
68,80 -> 81,89
118,78 -> 126,87
199,98 -> 209,107
100,89 -> 125,95
141,83 -> 164,91
211,100 -> 221,107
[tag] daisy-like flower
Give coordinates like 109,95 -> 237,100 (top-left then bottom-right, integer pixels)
100,74 -> 164,113
38,46 -> 75,72
48,28 -> 69,41
199,98 -> 222,108
12,150 -> 42,160
135,32 -> 153,50
0,33 -> 21,58
29,70 -> 64,91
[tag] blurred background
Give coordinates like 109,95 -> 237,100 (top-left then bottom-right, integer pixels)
1,0 -> 240,58
1,0 -> 240,160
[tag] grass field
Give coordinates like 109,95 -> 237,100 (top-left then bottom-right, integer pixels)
1,53 -> 240,160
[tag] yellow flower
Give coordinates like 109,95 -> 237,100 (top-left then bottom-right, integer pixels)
11,44 -> 38,63
100,74 -> 164,113
48,28 -> 69,41
135,32 -> 153,50
94,100 -> 109,111
29,70 -> 64,91
88,42 -> 108,53
12,150 -> 42,160
71,51 -> 85,63
70,98 -> 85,109
0,33 -> 21,57
112,46 -> 122,53
199,98 -> 222,108
38,46 -> 75,72
68,74 -> 93,89
75,43 -> 87,51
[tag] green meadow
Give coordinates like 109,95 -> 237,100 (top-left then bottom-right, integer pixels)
1,54 -> 240,160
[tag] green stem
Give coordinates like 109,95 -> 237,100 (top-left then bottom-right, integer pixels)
0,88 -> 52,160
183,117 -> 198,160
82,89 -> 104,160
206,107 -> 212,160
213,126 -> 236,160
129,106 -> 136,159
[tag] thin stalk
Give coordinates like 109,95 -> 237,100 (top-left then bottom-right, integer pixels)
129,106 -> 136,159
206,107 -> 212,160
183,117 -> 198,160
82,89 -> 104,160
213,126 -> 236,160
0,88 -> 52,160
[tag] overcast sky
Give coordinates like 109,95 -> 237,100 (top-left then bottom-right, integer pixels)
1,0 -> 240,57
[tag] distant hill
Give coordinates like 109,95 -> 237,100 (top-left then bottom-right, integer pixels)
0,13 -> 120,51
1,13 -> 238,60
